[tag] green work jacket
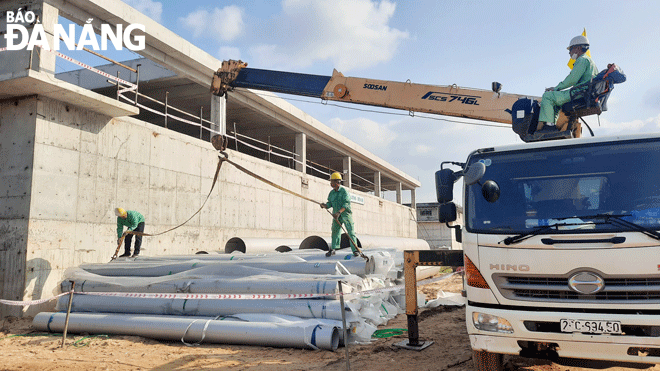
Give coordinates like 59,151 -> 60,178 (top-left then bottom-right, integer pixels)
555,54 -> 598,91
117,210 -> 145,238
325,186 -> 352,215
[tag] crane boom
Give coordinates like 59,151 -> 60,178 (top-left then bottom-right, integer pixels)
211,60 -> 536,126
211,60 -> 621,142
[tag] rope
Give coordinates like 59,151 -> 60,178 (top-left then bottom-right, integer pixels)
111,152 -> 226,260
217,149 -> 368,260
113,135 -> 367,261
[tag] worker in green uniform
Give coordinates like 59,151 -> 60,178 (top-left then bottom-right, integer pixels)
536,34 -> 598,133
320,172 -> 358,257
115,207 -> 145,258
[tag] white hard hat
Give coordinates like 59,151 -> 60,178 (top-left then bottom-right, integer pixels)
567,35 -> 589,50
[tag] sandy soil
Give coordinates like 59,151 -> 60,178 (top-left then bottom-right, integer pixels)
1,274 -> 658,371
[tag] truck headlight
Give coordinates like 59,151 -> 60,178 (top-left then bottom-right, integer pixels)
472,312 -> 514,333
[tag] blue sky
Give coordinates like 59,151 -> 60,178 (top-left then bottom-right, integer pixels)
59,0 -> 660,203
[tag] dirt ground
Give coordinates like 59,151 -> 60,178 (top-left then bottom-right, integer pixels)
1,274 -> 658,371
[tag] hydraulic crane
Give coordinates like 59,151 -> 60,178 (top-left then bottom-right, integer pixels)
210,60 -> 621,142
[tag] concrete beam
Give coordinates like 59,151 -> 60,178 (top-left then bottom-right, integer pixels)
343,156 -> 352,189
396,182 -> 402,204
295,133 -> 306,173
210,94 -> 225,136
374,171 -> 381,197
0,70 -> 139,117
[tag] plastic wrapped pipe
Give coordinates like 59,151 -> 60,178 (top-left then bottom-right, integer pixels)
33,312 -> 339,350
80,260 -> 365,277
61,273 -> 367,296
225,237 -> 304,253
131,253 -> 307,262
55,295 -> 362,322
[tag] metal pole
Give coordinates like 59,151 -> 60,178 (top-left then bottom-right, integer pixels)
200,106 -> 203,139
268,136 -> 271,162
338,281 -> 350,370
61,281 -> 76,348
134,64 -> 141,105
234,122 -> 238,151
165,92 -> 168,129
116,71 -> 120,100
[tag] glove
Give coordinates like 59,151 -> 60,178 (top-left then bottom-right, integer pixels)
333,212 -> 340,219
545,87 -> 555,92
320,203 -> 326,209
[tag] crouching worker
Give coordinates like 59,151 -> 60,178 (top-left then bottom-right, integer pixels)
320,172 -> 358,257
115,207 -> 145,258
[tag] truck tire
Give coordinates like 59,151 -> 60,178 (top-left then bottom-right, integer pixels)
472,350 -> 504,371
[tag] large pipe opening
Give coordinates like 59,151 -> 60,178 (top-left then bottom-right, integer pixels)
299,236 -> 329,250
225,237 -> 246,253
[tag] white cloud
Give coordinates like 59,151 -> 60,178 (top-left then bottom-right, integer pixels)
413,144 -> 432,155
123,0 -> 163,23
597,114 -> 660,136
180,6 -> 244,41
328,117 -> 397,155
249,0 -> 408,71
218,46 -> 241,61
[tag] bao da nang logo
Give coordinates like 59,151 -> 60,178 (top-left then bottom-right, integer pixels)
4,9 -> 145,51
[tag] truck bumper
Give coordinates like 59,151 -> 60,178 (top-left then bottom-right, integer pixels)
467,304 -> 660,364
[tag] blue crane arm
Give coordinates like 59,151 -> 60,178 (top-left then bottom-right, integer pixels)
230,68 -> 331,98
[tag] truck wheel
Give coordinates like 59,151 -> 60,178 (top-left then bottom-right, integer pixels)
472,350 -> 504,371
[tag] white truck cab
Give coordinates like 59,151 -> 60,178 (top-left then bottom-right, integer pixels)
438,133 -> 660,369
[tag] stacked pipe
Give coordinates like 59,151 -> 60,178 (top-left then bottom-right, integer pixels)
35,248 -> 412,350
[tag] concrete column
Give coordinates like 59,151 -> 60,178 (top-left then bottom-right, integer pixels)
0,1 -> 58,79
295,133 -> 306,173
210,94 -> 226,137
342,156 -> 352,189
374,171 -> 381,197
396,182 -> 402,204
410,188 -> 416,209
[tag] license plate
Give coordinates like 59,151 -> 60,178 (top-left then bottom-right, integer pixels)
560,319 -> 622,334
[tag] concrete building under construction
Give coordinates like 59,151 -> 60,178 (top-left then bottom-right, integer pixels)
0,0 -> 423,317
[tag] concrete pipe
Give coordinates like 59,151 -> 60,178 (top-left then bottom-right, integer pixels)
225,237 -> 303,253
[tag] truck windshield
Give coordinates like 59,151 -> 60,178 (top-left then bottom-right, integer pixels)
465,138 -> 660,234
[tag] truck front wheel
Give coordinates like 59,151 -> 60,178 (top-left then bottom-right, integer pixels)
472,350 -> 504,371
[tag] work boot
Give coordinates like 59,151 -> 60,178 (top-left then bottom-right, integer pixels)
131,252 -> 140,258
325,249 -> 336,257
119,252 -> 131,258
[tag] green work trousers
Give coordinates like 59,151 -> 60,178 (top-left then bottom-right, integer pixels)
331,213 -> 357,252
539,89 -> 572,124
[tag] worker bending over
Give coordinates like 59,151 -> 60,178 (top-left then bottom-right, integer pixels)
115,207 -> 145,258
537,34 -> 598,133
320,172 -> 358,257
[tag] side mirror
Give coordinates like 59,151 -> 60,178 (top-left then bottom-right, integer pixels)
463,162 -> 486,186
482,180 -> 500,203
435,169 -> 456,203
439,202 -> 457,223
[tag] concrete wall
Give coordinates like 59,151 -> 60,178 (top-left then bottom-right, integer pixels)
1,96 -> 416,317
0,98 -> 36,317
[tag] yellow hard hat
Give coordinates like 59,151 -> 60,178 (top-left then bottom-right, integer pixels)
115,207 -> 127,217
330,172 -> 342,181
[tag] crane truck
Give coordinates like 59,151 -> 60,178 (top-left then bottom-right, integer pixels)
210,61 -> 657,370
